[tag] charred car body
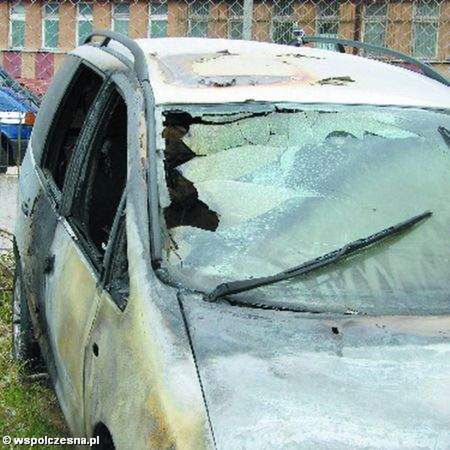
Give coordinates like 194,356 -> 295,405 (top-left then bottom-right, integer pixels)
13,31 -> 450,449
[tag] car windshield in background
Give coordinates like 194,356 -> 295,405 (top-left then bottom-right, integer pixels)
158,104 -> 450,315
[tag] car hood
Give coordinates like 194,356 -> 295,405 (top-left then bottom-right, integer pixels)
180,294 -> 450,449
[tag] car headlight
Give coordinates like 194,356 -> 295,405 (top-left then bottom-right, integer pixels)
0,111 -> 35,125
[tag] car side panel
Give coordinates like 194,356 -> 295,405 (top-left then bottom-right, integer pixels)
15,146 -> 60,377
15,55 -> 81,351
16,144 -> 100,436
44,224 -> 99,435
14,53 -> 111,437
83,228 -> 215,450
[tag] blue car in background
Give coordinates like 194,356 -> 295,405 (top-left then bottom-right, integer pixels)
0,67 -> 39,173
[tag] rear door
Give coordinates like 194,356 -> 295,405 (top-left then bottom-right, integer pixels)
17,57 -> 106,378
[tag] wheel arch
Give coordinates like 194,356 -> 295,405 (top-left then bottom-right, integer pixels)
92,421 -> 115,449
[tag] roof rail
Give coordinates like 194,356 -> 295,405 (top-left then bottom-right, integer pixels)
84,30 -> 150,82
83,30 -> 163,268
291,30 -> 449,87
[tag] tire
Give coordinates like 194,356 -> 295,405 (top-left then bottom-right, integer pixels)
11,265 -> 41,369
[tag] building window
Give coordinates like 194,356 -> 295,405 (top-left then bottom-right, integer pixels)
113,3 -> 130,36
77,2 -> 93,45
363,2 -> 388,47
149,1 -> 168,38
413,0 -> 440,59
10,3 -> 26,49
271,1 -> 296,44
229,0 -> 244,39
188,0 -> 209,37
43,3 -> 59,49
316,1 -> 340,50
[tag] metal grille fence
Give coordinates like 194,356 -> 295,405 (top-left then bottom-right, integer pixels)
0,0 -> 448,100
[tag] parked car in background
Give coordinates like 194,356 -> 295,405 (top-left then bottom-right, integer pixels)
13,30 -> 450,449
0,67 -> 38,173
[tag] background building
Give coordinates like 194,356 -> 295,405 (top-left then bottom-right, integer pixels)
0,0 -> 448,96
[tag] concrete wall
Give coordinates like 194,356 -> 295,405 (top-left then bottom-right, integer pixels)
0,173 -> 18,251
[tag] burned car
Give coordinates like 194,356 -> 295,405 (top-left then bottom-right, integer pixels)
13,31 -> 450,449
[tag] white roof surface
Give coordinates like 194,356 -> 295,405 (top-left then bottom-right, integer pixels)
134,38 -> 449,109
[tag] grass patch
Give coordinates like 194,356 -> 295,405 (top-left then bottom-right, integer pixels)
0,250 -> 69,447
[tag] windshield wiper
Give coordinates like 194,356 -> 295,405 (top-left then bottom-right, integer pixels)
206,210 -> 432,302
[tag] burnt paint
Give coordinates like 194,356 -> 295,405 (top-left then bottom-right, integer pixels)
15,195 -> 60,385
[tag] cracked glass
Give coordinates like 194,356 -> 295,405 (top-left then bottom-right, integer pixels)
158,104 -> 450,315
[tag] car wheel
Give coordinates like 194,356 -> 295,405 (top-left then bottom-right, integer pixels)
11,266 -> 41,369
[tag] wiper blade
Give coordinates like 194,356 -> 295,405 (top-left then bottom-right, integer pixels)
206,210 -> 432,302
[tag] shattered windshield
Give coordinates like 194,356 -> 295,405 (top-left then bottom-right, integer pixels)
156,104 -> 450,315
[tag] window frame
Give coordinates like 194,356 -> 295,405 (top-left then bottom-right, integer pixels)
315,0 -> 340,50
412,0 -> 441,60
149,1 -> 169,38
60,73 -> 137,274
363,2 -> 388,47
61,83 -> 122,270
188,0 -> 210,37
271,1 -> 296,44
228,0 -> 244,40
40,60 -> 107,205
42,2 -> 60,50
112,2 -> 130,36
77,2 -> 94,46
9,3 -> 26,49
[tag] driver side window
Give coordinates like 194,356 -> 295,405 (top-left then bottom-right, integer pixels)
68,87 -> 127,268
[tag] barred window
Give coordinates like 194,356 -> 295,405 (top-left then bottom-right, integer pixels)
272,1 -> 295,44
229,0 -> 244,39
316,0 -> 339,50
413,0 -> 440,59
363,2 -> 388,47
188,0 -> 209,37
77,2 -> 93,45
43,3 -> 59,49
150,1 -> 168,38
113,3 -> 130,36
9,3 -> 25,49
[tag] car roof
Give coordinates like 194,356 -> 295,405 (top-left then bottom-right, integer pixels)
129,38 -> 448,110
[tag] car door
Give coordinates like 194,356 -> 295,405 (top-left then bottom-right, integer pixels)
16,57 -> 106,379
43,77 -> 132,435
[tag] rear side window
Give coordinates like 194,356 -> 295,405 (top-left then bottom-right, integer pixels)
42,64 -> 103,190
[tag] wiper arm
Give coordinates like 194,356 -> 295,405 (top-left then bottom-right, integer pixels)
206,210 -> 432,302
